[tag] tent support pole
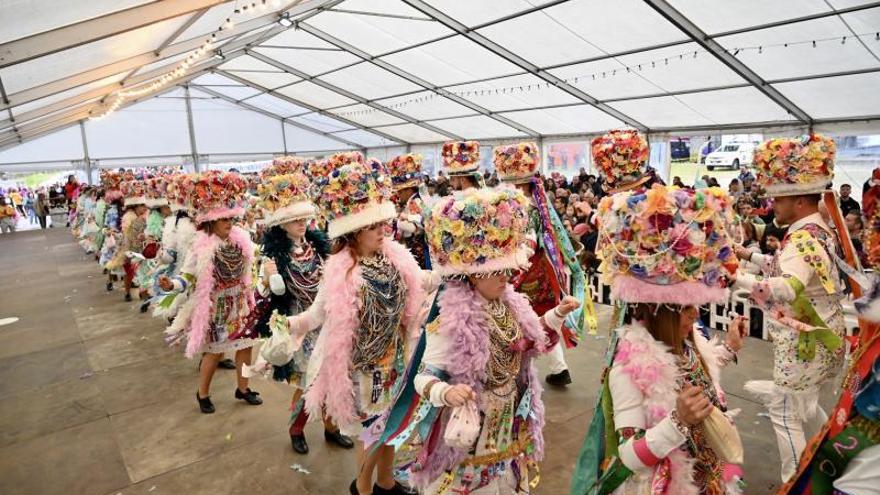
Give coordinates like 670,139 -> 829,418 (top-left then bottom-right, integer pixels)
79,120 -> 92,185
184,85 -> 200,172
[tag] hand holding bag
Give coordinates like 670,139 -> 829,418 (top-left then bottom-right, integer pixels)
444,400 -> 480,451
703,406 -> 744,464
260,310 -> 296,366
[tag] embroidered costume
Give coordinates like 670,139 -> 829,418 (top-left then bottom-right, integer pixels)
287,153 -> 429,436
381,187 -> 572,494
734,135 -> 846,482
571,184 -> 744,495
152,174 -> 198,319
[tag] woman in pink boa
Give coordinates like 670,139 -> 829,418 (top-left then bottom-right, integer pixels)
286,155 -> 435,495
159,171 -> 262,415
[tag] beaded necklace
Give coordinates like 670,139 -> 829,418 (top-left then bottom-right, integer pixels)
214,241 -> 245,282
283,240 -> 322,313
352,254 -> 407,372
485,300 -> 523,392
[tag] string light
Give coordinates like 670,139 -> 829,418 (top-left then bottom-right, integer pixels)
331,31 -> 879,119
91,0 -> 288,120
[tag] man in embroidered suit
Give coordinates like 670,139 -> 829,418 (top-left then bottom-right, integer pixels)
732,135 -> 845,482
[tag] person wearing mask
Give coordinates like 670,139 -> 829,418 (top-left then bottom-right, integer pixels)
839,183 -> 860,217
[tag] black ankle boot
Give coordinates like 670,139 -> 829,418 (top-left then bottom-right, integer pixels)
106,282 -> 113,292
290,434 -> 308,454
124,293 -> 132,302
196,392 -> 215,414
373,481 -> 416,495
545,369 -> 572,387
324,429 -> 354,449
218,358 -> 236,370
139,301 -> 150,313
234,388 -> 262,405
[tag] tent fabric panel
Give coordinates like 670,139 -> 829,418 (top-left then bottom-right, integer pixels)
305,6 -> 453,56
608,95 -> 715,128
380,35 -> 523,87
0,0 -> 155,44
276,81 -> 357,109
716,15 -> 880,81
317,62 -> 424,100
375,91 -> 474,120
289,112 -> 357,133
327,105 -> 406,127
333,129 -> 399,148
429,115 -> 527,139
499,105 -> 624,135
664,0 -> 832,35
85,90 -> 191,157
376,123 -> 452,143
420,0 -> 561,28
190,88 -> 284,153
251,46 -> 362,76
673,87 -> 797,125
0,15 -> 192,94
239,93 -> 310,117
446,73 -> 581,112
0,125 -> 84,163
283,123 -> 357,152
773,72 -> 880,119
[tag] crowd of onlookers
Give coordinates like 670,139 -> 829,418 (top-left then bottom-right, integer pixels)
0,175 -> 81,233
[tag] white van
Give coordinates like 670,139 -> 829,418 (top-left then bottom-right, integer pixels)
704,143 -> 755,171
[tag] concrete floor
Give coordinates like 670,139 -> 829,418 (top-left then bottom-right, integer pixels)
0,228 -> 829,495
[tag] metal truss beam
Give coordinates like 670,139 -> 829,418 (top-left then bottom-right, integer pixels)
0,0 -> 332,111
191,83 -> 364,149
0,0 -> 232,68
216,69 -> 406,144
400,0 -> 647,130
642,0 -> 813,124
296,23 -> 539,137
247,50 -> 464,140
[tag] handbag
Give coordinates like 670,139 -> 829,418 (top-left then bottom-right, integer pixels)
444,400 -> 480,451
703,407 -> 744,464
142,241 -> 159,259
260,310 -> 296,366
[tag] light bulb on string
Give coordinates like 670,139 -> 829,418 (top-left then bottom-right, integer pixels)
224,18 -> 234,30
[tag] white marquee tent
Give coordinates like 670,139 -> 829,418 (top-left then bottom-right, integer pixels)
1,0 -> 879,178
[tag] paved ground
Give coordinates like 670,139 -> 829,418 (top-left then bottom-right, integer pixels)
0,228 -> 835,495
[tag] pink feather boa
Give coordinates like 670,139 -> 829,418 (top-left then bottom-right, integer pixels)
411,280 -> 551,488
184,226 -> 255,358
613,324 -> 698,495
304,239 -> 425,428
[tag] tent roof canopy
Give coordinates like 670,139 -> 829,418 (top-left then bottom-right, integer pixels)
1,0 -> 879,164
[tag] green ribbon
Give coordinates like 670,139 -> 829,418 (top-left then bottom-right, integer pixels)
785,277 -> 844,361
809,422 -> 876,495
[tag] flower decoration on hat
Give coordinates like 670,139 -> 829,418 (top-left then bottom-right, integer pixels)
184,170 -> 249,224
257,171 -> 317,228
424,187 -> 531,277
166,173 -> 194,212
494,142 -> 539,184
597,184 -> 740,306
754,134 -> 835,197
121,178 -> 148,207
387,154 -> 423,191
441,141 -> 481,175
314,153 -> 395,239
262,156 -> 307,180
144,175 -> 171,208
591,129 -> 649,192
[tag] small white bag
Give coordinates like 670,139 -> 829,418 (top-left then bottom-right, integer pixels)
260,310 -> 296,366
444,401 -> 480,451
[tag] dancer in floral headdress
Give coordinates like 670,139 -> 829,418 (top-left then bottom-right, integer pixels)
285,152 -> 432,495
135,175 -> 172,312
731,135 -> 845,483
253,162 -> 354,455
495,142 -> 589,387
571,184 -> 747,495
385,187 -> 579,494
110,177 -> 149,302
158,171 -> 263,414
98,171 -> 125,291
441,141 -> 484,192
151,174 -> 198,321
388,154 -> 430,269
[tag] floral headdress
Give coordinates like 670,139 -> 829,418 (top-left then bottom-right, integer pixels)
121,178 -> 148,207
441,140 -> 481,175
493,142 -> 539,184
100,171 -> 125,202
262,156 -> 307,180
592,129 -> 650,193
167,174 -> 194,212
597,184 -> 739,305
184,171 -> 249,224
754,134 -> 835,197
424,187 -> 531,277
144,175 -> 171,208
314,152 -> 396,239
257,172 -> 317,227
387,154 -> 423,191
